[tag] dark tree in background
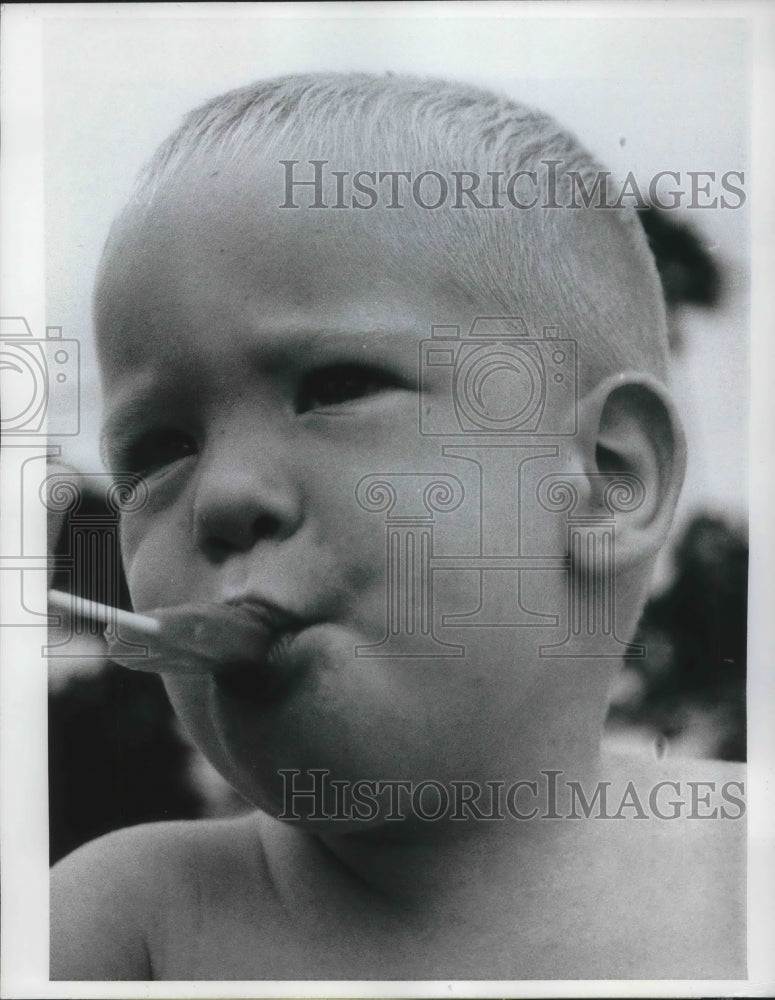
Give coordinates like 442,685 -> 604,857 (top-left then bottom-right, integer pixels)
48,477 -> 204,865
607,514 -> 747,761
637,205 -> 723,351
49,666 -> 203,865
605,209 -> 746,760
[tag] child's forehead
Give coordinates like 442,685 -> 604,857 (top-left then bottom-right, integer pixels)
95,169 -> 521,390
108,157 -> 436,280
97,149 -> 656,398
97,159 -> 511,344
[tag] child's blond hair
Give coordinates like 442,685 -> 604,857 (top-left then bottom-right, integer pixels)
123,72 -> 669,392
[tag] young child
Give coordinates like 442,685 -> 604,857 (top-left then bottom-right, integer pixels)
51,74 -> 746,981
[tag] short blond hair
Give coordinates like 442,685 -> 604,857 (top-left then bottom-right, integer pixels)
128,72 -> 670,391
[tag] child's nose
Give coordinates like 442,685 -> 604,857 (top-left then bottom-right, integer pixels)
191,440 -> 302,558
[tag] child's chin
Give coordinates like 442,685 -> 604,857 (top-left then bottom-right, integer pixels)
212,661 -> 287,705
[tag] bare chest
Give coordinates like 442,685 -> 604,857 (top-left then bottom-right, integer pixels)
152,833 -> 744,981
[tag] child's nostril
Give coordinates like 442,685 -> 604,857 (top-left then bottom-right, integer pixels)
252,513 -> 283,541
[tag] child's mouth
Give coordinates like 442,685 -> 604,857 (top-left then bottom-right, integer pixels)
49,589 -> 308,703
211,599 -> 302,704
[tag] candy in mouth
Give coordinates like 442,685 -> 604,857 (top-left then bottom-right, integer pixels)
212,623 -> 299,704
48,589 -> 298,686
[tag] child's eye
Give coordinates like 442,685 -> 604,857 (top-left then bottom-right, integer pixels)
296,364 -> 403,413
121,429 -> 198,477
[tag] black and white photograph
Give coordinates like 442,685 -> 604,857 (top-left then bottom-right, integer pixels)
1,2 -> 774,995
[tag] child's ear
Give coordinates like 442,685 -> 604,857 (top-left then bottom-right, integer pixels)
572,373 -> 687,567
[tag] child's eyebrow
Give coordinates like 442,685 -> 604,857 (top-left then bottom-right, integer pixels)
99,368 -> 180,461
263,326 -> 420,352
272,326 -> 424,373
99,326 -> 420,453
100,396 -> 153,463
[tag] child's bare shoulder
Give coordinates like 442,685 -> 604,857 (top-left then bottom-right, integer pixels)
51,812 -> 268,981
595,750 -> 747,978
601,748 -> 746,866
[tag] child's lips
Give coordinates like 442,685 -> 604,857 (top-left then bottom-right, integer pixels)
212,598 -> 305,704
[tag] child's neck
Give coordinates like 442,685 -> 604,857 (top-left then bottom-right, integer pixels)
258,742 -> 612,927
253,665 -> 620,950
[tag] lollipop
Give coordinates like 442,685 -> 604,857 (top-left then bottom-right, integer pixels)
47,589 -> 292,682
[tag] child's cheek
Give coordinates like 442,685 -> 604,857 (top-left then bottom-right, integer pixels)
117,467 -> 196,608
119,511 -> 184,611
